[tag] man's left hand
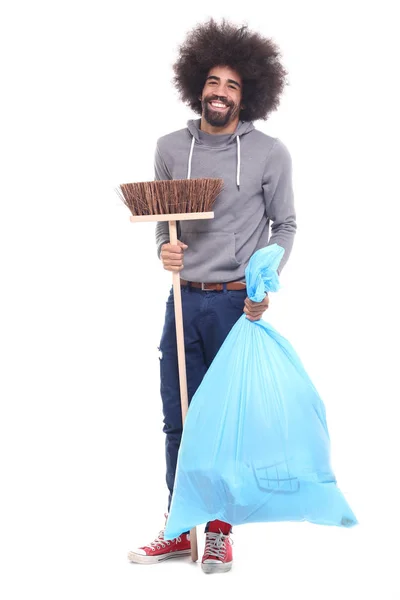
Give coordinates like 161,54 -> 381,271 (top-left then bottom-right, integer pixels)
243,295 -> 269,321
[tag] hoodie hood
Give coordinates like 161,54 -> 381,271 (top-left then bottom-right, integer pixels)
186,119 -> 255,188
187,118 -> 254,143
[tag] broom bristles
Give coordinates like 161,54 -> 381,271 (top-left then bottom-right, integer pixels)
116,178 -> 224,217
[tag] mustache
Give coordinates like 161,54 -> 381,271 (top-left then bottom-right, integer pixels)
204,95 -> 233,107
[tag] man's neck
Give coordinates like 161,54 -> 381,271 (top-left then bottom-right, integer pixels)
200,117 -> 239,135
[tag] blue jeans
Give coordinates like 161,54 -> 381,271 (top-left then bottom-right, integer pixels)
159,283 -> 247,513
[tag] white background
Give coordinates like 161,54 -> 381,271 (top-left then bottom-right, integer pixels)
1,1 -> 399,598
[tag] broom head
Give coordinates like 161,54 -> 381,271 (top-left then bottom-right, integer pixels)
117,178 -> 224,219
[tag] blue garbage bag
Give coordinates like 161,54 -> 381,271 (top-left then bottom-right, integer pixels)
164,244 -> 357,539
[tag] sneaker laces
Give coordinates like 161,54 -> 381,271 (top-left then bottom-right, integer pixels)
204,531 -> 231,560
147,528 -> 181,550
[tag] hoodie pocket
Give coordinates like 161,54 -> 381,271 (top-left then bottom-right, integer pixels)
180,231 -> 241,277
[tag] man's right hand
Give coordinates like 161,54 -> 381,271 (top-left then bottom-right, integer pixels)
160,241 -> 188,272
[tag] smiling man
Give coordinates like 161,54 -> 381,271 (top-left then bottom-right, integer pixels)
128,19 -> 297,574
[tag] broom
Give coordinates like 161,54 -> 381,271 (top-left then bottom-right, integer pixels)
117,177 -> 224,562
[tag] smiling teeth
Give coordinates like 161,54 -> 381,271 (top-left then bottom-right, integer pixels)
211,102 -> 226,107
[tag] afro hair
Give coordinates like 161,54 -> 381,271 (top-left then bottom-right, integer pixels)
173,18 -> 288,122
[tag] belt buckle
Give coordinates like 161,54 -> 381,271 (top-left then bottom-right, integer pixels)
201,282 -> 213,291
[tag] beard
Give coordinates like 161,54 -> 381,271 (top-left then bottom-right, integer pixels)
202,95 -> 241,128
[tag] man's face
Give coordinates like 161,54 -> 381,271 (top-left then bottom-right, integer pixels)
200,65 -> 243,128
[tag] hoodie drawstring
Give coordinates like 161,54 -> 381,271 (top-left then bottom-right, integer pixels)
236,136 -> 241,190
187,136 -> 195,179
186,133 -> 241,189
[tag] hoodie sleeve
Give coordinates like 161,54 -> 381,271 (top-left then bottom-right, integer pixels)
154,142 -> 172,258
262,139 -> 297,272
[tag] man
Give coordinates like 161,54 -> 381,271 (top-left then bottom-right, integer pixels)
128,19 -> 296,574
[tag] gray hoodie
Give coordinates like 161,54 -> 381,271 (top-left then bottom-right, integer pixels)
155,119 -> 296,282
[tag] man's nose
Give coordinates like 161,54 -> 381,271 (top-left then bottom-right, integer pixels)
214,83 -> 228,97
215,91 -> 229,102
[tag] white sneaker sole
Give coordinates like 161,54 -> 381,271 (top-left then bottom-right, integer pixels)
128,550 -> 191,564
201,561 -> 233,574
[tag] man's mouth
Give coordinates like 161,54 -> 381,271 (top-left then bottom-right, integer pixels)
208,100 -> 229,112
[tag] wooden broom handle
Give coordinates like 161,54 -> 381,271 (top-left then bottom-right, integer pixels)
168,221 -> 189,420
168,220 -> 198,563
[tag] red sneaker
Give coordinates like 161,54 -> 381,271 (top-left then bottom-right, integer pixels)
128,515 -> 191,564
201,521 -> 233,574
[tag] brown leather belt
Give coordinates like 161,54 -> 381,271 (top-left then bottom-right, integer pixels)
180,278 -> 246,291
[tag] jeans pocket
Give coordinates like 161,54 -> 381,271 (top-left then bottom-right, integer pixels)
226,289 -> 247,311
